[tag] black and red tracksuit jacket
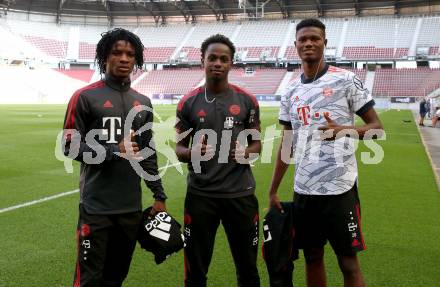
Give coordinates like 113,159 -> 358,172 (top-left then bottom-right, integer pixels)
63,74 -> 166,214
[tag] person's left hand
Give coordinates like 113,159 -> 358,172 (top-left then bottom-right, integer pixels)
230,141 -> 246,163
150,200 -> 167,216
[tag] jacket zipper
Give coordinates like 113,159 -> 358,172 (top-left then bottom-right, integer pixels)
120,88 -> 127,131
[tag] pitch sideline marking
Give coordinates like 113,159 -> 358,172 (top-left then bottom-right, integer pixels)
0,162 -> 182,214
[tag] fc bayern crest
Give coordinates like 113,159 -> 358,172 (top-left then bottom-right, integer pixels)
229,104 -> 241,116
323,87 -> 333,97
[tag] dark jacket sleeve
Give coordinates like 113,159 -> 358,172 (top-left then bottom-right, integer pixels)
62,92 -> 119,163
139,104 -> 167,200
175,98 -> 192,133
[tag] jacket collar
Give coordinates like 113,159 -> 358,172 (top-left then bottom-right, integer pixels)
105,73 -> 131,92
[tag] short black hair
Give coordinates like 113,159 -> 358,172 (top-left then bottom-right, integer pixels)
296,18 -> 326,36
95,28 -> 144,74
201,34 -> 235,60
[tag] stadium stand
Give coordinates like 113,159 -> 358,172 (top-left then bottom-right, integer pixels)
6,20 -> 69,59
372,68 -> 440,97
228,68 -> 287,95
284,46 -> 299,61
343,46 -> 394,60
343,17 -> 418,60
137,25 -> 191,62
133,68 -> 204,96
78,42 -> 96,60
131,69 -> 145,82
21,35 -> 67,59
78,26 -> 109,44
233,21 -> 286,61
429,47 -> 439,56
417,16 -> 440,57
2,13 -> 440,101
177,47 -> 201,62
143,47 -> 176,63
174,22 -> 236,62
237,46 -> 280,61
3,15 -> 440,63
54,69 -> 94,83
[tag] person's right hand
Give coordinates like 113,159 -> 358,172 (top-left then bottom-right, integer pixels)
118,130 -> 143,161
191,135 -> 214,159
269,193 -> 284,214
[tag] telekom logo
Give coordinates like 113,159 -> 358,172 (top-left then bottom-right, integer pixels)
297,106 -> 311,125
102,117 -> 121,143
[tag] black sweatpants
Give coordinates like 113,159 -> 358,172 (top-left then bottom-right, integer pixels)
73,205 -> 142,287
183,193 -> 260,287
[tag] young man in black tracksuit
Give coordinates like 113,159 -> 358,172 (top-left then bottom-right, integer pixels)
175,34 -> 261,287
63,28 -> 167,287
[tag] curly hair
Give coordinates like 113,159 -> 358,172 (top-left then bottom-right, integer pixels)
201,34 -> 235,60
95,28 -> 144,74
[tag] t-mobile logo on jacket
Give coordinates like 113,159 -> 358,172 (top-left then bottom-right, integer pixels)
102,117 -> 121,143
297,106 -> 311,126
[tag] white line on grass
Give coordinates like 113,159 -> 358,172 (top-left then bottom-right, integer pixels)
0,162 -> 183,214
0,189 -> 79,214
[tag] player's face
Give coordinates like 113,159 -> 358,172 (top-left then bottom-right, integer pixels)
202,43 -> 232,82
295,26 -> 326,63
106,40 -> 136,80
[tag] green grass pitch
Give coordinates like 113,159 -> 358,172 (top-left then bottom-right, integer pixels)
0,105 -> 439,286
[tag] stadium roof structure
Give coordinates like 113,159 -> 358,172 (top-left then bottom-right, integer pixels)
1,0 -> 440,24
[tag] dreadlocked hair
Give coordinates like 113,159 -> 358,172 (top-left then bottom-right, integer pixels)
95,28 -> 144,74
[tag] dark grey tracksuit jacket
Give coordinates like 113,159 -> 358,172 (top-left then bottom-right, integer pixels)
63,74 -> 166,214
